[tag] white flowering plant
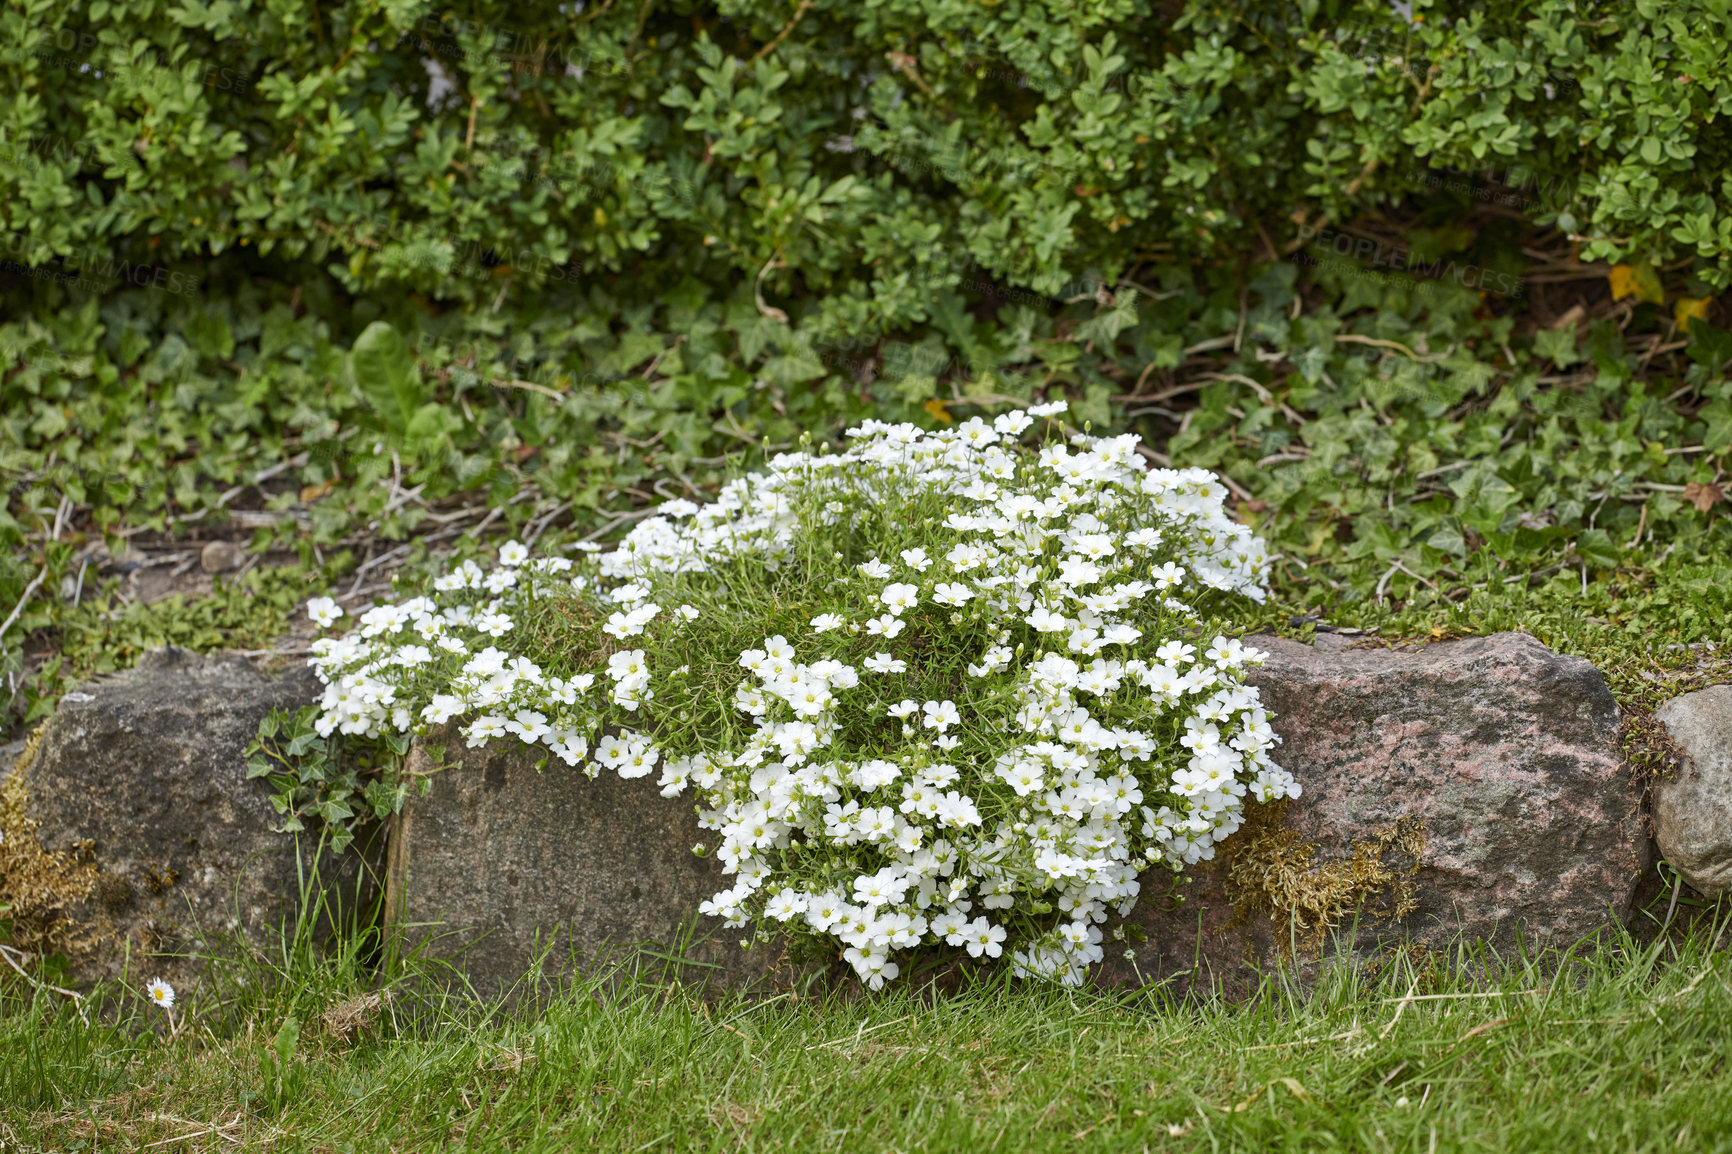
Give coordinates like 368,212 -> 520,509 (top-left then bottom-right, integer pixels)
300,403 -> 1297,988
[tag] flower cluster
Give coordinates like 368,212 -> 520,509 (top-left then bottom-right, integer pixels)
303,404 -> 1294,988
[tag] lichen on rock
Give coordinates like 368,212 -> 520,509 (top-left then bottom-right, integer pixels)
0,727 -> 100,960
1225,799 -> 1427,951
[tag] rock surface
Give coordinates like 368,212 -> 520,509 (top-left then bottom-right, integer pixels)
387,727 -> 795,996
1653,684 -> 1732,898
12,631 -> 1646,999
1100,631 -> 1645,997
10,647 -> 357,990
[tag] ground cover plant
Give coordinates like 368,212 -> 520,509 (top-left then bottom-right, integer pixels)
297,405 -> 1294,988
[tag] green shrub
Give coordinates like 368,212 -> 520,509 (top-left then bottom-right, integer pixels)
3,0 -> 1730,733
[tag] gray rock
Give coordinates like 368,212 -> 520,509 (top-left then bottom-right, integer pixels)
199,540 -> 247,574
1653,684 -> 1732,897
1100,632 -> 1645,997
386,727 -> 799,996
14,647 -> 359,992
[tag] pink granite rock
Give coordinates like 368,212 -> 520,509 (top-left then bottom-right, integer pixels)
1100,631 -> 1646,996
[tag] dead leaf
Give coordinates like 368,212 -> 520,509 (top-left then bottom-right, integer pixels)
1609,263 -> 1665,305
1674,297 -> 1712,331
1683,481 -> 1724,513
299,479 -> 334,504
923,398 -> 953,424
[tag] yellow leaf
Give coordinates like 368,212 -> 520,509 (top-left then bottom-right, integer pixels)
299,480 -> 335,504
1674,297 -> 1712,331
1609,263 -> 1664,305
923,398 -> 953,424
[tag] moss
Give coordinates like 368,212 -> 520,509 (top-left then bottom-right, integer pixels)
0,726 -> 100,958
1224,800 -> 1427,952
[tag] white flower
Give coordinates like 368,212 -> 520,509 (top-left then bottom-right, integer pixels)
475,610 -> 514,637
864,614 -> 906,639
607,650 -> 648,680
504,710 -> 550,743
765,889 -> 809,921
617,741 -> 660,779
932,582 -> 974,607
676,604 -> 700,621
146,978 -> 175,1008
899,547 -> 932,572
1026,400 -> 1068,417
858,558 -> 892,579
864,653 -> 908,674
879,583 -> 920,615
498,540 -> 530,566
922,700 -> 960,731
1027,606 -> 1068,633
811,613 -> 845,633
962,917 -> 1007,957
945,543 -> 985,571
465,715 -> 507,747
306,597 -> 344,628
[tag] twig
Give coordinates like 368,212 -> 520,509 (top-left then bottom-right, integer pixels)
1134,445 -> 1172,468
1335,333 -> 1453,362
885,50 -> 933,97
755,254 -> 790,323
0,943 -> 85,1002
503,378 -> 568,401
753,0 -> 814,60
0,564 -> 48,648
579,505 -> 665,543
1374,559 -> 1434,603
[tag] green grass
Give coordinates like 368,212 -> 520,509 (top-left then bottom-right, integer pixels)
4,919 -> 1730,1153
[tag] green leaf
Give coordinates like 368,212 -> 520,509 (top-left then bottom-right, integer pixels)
1532,328 -> 1581,369
1575,528 -> 1619,569
273,1016 -> 299,1067
349,321 -> 423,434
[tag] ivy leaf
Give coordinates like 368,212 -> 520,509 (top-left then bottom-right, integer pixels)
1575,528 -> 1619,569
1532,328 -> 1581,368
1686,322 -> 1732,372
